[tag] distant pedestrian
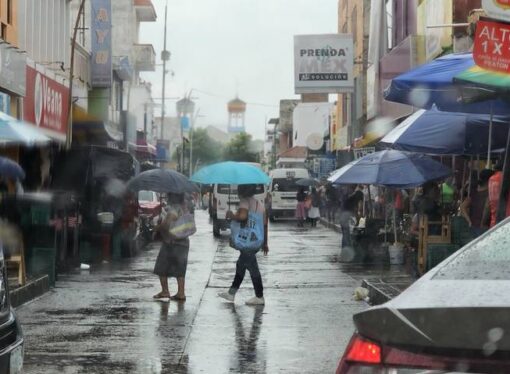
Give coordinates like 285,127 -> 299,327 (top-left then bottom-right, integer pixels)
340,186 -> 363,251
295,187 -> 307,227
153,193 -> 190,301
325,183 -> 337,222
460,169 -> 493,238
218,184 -> 269,305
308,187 -> 321,227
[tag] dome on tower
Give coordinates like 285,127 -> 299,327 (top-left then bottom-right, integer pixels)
227,97 -> 246,113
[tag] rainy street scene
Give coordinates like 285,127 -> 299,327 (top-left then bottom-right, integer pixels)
3,0 -> 510,373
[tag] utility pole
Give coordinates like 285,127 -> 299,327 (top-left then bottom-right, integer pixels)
189,108 -> 200,177
160,1 -> 170,143
66,0 -> 86,149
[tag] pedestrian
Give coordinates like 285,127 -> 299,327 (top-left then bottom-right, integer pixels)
460,169 -> 493,238
325,183 -> 337,222
120,191 -> 138,257
218,184 -> 269,305
153,193 -> 190,301
487,161 -> 510,227
339,185 -> 364,252
308,187 -> 321,227
295,187 -> 307,227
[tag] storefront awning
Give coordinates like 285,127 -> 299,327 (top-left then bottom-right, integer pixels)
72,105 -> 123,146
128,140 -> 157,160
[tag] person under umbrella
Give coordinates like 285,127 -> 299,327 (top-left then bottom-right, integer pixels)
127,168 -> 197,301
295,187 -> 307,227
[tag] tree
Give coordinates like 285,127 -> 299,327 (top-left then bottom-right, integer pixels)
223,132 -> 260,162
173,128 -> 223,172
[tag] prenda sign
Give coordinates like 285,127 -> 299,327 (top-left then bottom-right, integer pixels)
294,34 -> 354,94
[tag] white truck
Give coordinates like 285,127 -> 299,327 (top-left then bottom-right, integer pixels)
268,168 -> 310,221
211,184 -> 267,237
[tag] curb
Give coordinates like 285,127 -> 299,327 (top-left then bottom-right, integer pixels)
361,279 -> 405,306
11,276 -> 50,308
320,218 -> 342,233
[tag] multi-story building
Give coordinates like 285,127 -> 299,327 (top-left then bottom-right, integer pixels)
335,0 -> 370,154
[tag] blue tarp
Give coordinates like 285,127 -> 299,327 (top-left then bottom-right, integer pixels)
384,53 -> 510,115
380,107 -> 510,155
328,150 -> 451,188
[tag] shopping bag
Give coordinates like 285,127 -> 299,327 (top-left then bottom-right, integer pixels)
230,210 -> 264,252
169,213 -> 196,239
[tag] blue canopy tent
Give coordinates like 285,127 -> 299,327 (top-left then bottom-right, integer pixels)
379,107 -> 510,155
384,53 -> 510,115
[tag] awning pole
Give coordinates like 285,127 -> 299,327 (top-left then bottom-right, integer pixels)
487,103 -> 494,169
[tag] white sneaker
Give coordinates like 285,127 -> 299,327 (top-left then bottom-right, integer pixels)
245,296 -> 265,305
218,291 -> 235,302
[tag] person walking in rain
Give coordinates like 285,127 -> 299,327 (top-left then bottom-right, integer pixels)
295,187 -> 307,227
218,184 -> 269,305
308,187 -> 321,227
153,193 -> 190,301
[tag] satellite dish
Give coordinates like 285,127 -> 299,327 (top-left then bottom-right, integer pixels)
306,133 -> 324,151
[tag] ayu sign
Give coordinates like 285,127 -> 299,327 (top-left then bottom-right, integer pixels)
294,34 -> 354,94
473,19 -> 510,73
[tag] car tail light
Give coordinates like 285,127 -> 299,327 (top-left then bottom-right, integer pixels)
345,336 -> 381,364
337,334 -> 452,374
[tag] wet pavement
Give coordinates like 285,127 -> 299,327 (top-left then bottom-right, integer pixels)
17,211 -> 369,373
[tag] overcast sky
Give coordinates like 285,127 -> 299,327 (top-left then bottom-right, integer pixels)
139,0 -> 338,140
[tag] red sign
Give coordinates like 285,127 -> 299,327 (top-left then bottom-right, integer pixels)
24,66 -> 69,139
473,19 -> 510,73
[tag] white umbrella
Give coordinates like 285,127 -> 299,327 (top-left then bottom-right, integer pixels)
0,111 -> 51,145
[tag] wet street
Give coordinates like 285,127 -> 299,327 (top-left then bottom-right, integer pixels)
17,211 -> 367,373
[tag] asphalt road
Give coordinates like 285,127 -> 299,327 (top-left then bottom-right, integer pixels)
16,210 -> 367,373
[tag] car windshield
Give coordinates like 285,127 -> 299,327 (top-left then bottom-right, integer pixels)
217,184 -> 264,195
434,219 -> 510,280
138,191 -> 155,202
272,178 -> 300,192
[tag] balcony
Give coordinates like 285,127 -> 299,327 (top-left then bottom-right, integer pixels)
134,44 -> 156,72
134,0 -> 157,22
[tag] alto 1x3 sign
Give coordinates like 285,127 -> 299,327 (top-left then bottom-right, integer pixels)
473,18 -> 510,74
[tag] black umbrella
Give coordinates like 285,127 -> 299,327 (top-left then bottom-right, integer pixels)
127,168 -> 198,194
296,178 -> 320,187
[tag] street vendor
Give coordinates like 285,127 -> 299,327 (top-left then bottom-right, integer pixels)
410,182 -> 442,238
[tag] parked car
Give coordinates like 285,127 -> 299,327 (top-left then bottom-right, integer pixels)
137,190 -> 161,217
337,216 -> 510,373
0,244 -> 24,373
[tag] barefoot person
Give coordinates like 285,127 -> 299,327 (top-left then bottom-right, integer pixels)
218,184 -> 269,305
153,193 -> 190,301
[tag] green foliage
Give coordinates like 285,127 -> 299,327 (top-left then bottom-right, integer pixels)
172,128 -> 223,165
223,132 -> 260,162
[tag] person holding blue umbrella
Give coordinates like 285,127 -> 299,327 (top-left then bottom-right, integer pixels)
191,162 -> 270,305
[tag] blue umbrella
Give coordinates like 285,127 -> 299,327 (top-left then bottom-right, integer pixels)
0,157 -> 25,180
127,168 -> 197,194
191,161 -> 270,185
380,107 -> 510,155
328,150 -> 451,188
384,53 -> 510,115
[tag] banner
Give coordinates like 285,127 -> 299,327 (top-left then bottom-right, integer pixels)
294,34 -> 354,94
91,0 -> 112,87
24,66 -> 69,140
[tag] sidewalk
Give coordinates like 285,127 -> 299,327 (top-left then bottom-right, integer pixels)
320,217 -> 415,305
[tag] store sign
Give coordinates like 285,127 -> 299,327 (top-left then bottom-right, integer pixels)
0,44 -> 26,96
483,0 -> 510,22
24,66 -> 69,139
91,0 -> 112,87
294,34 -> 354,94
353,147 -> 375,160
473,19 -> 510,73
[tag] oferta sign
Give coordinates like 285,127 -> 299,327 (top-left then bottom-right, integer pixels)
294,34 -> 354,94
